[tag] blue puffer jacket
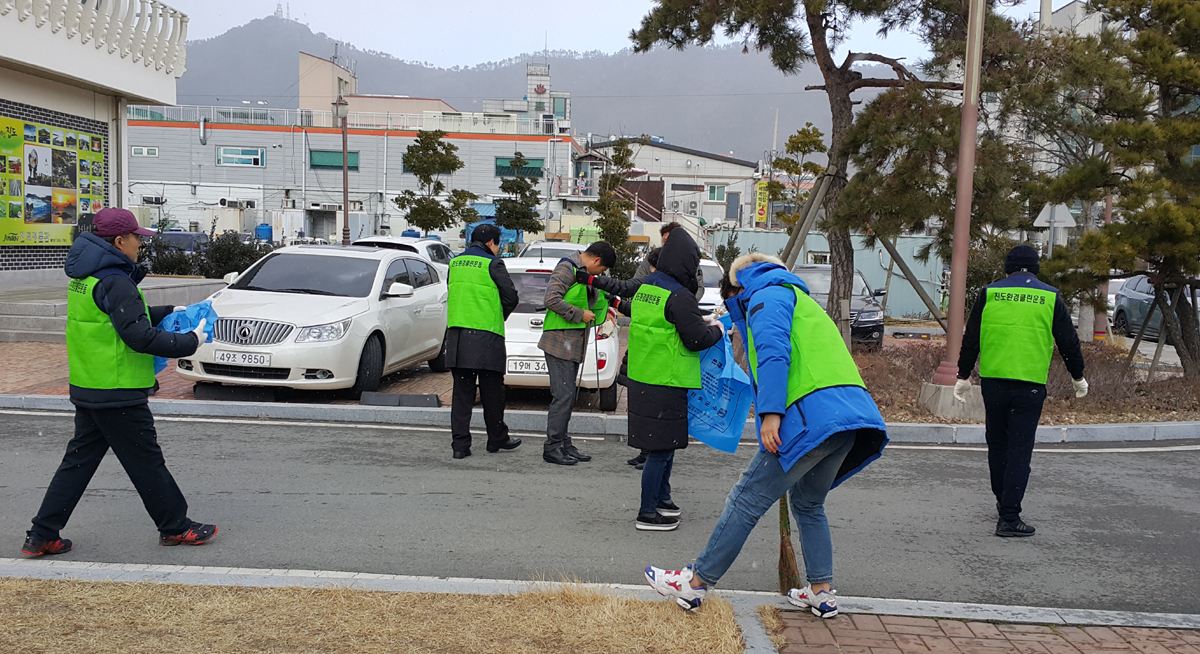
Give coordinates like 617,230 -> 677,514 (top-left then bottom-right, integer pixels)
726,259 -> 887,487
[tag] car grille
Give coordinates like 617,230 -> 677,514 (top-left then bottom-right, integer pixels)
849,311 -> 859,323
201,363 -> 291,380
213,318 -> 294,346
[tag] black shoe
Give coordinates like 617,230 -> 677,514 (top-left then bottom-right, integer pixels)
160,522 -> 218,546
996,518 -> 1036,537
452,449 -> 472,460
22,534 -> 72,557
486,438 -> 522,453
543,449 -> 577,465
565,445 -> 591,462
635,513 -> 679,531
635,461 -> 644,470
657,501 -> 681,518
627,452 -> 647,466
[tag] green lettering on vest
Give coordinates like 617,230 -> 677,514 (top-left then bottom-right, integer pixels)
66,276 -> 157,390
627,283 -> 701,388
447,254 -> 505,336
979,285 -> 1056,384
543,263 -> 610,331
746,285 -> 865,407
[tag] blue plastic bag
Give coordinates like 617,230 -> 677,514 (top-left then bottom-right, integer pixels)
154,301 -> 218,374
687,334 -> 754,453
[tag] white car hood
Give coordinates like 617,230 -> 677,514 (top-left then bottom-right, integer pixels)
208,288 -> 370,326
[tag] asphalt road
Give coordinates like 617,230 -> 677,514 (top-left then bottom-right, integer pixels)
2,410 -> 1198,614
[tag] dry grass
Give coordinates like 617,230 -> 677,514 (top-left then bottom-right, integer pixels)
855,341 -> 1200,425
0,577 -> 742,654
756,604 -> 787,651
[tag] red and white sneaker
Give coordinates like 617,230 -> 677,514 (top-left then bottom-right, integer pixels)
788,586 -> 838,618
644,564 -> 707,611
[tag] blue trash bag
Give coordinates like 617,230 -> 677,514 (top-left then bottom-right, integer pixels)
154,301 -> 218,374
687,333 -> 754,454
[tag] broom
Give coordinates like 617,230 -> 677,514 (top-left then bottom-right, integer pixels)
777,491 -> 802,594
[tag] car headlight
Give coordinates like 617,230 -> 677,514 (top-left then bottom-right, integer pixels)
857,310 -> 883,322
295,319 -> 353,343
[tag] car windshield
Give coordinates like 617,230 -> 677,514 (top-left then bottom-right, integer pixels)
232,253 -> 379,298
157,232 -> 207,252
510,271 -> 551,313
520,245 -> 581,261
700,264 -> 723,288
792,269 -> 870,297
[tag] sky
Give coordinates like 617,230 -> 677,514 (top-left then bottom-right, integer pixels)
172,0 -> 1058,69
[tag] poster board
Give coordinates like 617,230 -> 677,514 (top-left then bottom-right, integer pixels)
0,116 -> 105,246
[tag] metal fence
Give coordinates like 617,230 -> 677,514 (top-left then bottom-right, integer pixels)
128,105 -> 558,135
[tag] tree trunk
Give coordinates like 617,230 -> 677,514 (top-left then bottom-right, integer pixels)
1171,283 -> 1200,378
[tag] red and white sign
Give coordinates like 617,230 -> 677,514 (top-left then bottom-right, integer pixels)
534,84 -> 547,95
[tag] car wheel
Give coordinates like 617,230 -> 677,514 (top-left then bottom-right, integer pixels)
348,335 -> 384,400
599,382 -> 618,412
427,333 -> 449,373
1113,311 -> 1129,336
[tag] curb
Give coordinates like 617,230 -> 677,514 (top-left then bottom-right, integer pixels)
1,394 -> 1197,444
1,558 -> 1196,632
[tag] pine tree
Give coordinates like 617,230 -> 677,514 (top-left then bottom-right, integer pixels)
394,130 -> 478,235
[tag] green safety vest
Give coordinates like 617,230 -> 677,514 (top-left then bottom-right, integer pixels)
543,262 -> 610,331
746,285 -> 866,407
447,254 -> 505,336
66,275 -> 156,390
979,285 -> 1056,384
627,283 -> 701,388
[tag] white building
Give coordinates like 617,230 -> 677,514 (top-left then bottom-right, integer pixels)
0,0 -> 188,283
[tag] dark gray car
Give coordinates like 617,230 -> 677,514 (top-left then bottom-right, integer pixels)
789,264 -> 887,350
1113,274 -> 1199,341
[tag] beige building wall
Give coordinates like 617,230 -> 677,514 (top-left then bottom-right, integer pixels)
0,67 -> 119,125
298,52 -> 358,111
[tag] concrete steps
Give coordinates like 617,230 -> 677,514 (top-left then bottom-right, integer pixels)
0,301 -> 68,343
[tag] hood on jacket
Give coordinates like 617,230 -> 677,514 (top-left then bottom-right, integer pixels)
64,231 -> 144,282
729,252 -> 809,298
658,229 -> 701,294
461,243 -> 498,261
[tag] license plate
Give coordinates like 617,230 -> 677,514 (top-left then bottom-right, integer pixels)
507,358 -> 547,374
213,350 -> 272,367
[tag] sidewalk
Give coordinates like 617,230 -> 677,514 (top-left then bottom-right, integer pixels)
774,610 -> 1200,654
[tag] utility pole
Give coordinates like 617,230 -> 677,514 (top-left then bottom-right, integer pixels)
930,0 -> 986,386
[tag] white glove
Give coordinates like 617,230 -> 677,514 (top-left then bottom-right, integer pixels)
706,316 -> 726,335
173,306 -> 187,313
191,318 -> 208,344
953,378 -> 971,403
1073,378 -> 1088,399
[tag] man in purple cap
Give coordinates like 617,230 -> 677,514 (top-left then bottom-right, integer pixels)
21,208 -> 218,556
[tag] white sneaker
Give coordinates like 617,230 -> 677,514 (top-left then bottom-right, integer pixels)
644,564 -> 707,611
788,586 -> 838,618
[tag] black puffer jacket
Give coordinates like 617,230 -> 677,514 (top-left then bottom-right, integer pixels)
624,230 -> 723,451
444,244 -> 520,373
65,232 -> 199,408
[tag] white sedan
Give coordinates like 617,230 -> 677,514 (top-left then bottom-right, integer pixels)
502,257 -> 621,411
176,245 -> 448,397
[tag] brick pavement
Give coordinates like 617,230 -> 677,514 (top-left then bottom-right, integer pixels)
774,610 -> 1200,654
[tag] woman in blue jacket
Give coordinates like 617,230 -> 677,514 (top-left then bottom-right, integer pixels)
645,253 -> 888,617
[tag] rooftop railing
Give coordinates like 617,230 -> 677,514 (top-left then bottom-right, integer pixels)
2,0 -> 188,75
127,105 -> 560,135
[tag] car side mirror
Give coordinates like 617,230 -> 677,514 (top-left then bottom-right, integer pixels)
385,282 -> 414,298
223,271 -> 239,285
873,288 -> 888,297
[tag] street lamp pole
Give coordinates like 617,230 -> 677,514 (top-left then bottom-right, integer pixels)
332,95 -> 351,246
931,0 -> 986,386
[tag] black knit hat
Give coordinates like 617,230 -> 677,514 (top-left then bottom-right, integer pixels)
1004,244 -> 1040,275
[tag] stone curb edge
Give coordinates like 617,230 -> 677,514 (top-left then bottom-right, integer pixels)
1,394 -> 1196,444
0,558 -> 1196,633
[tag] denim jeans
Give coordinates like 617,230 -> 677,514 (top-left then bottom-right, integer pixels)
693,430 -> 856,586
639,450 -> 675,515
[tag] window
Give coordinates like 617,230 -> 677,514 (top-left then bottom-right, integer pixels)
708,185 -> 726,202
217,147 -> 266,167
407,260 -> 434,288
495,157 -> 544,177
426,244 -> 450,265
553,97 -> 567,120
131,146 -> 158,157
385,259 -> 411,287
808,252 -> 830,265
310,150 -> 359,170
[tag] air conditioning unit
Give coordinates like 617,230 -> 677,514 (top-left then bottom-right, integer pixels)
688,201 -> 698,210
583,206 -> 593,215
670,200 -> 680,210
281,199 -> 298,209
318,203 -> 342,212
141,195 -> 165,206
348,200 -> 364,211
219,198 -> 256,209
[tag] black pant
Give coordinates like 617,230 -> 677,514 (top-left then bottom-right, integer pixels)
981,378 -> 1047,522
30,404 -> 190,540
450,368 -> 510,453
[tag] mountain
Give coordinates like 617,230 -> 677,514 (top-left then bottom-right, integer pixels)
178,16 -> 890,161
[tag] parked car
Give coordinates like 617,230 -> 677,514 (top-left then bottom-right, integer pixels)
353,235 -> 455,273
789,264 -> 887,350
155,230 -> 208,253
176,245 -> 448,397
517,241 -> 590,262
1112,274 -> 1198,341
282,237 -> 329,246
698,259 -> 724,314
501,257 -> 620,411
1107,278 -> 1125,323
